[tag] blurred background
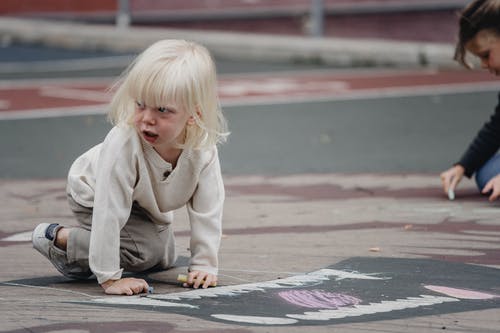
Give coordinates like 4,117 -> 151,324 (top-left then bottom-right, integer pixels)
0,0 -> 499,179
0,0 -> 464,41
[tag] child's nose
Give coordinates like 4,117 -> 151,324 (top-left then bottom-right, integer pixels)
143,108 -> 156,123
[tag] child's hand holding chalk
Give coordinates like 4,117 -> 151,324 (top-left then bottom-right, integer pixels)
440,166 -> 464,201
177,272 -> 217,289
448,188 -> 455,201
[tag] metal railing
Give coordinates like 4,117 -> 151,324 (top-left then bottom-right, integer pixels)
115,0 -> 326,36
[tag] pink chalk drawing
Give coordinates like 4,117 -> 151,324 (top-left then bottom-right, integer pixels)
424,285 -> 499,300
278,289 -> 362,309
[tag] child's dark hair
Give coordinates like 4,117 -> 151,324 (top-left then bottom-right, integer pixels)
455,0 -> 500,68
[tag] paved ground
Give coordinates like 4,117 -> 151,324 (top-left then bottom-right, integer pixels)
1,61 -> 500,332
1,8 -> 500,332
2,174 -> 500,332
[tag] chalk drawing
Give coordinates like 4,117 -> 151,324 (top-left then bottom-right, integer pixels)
94,295 -> 198,309
278,289 -> 361,309
78,258 -> 500,326
92,268 -> 389,306
285,295 -> 458,321
1,231 -> 31,242
211,315 -> 298,325
424,285 -> 499,300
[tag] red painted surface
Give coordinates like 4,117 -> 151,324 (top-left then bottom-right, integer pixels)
0,70 -> 497,114
0,0 -> 116,14
0,0 -> 461,14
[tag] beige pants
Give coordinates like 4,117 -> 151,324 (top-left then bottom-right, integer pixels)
65,195 -> 177,276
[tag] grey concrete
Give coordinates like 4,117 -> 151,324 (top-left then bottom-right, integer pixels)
0,90 -> 496,179
1,173 -> 500,332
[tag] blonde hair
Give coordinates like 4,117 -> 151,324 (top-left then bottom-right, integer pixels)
108,39 -> 228,149
454,0 -> 500,68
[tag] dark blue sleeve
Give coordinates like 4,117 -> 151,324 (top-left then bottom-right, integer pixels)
458,92 -> 500,177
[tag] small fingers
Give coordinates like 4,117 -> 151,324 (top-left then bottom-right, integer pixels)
440,166 -> 464,197
194,276 -> 204,289
202,275 -> 217,289
440,172 -> 450,194
482,181 -> 497,202
488,187 -> 500,201
183,271 -> 217,289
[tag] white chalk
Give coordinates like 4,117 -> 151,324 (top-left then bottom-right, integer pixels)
448,188 -> 455,201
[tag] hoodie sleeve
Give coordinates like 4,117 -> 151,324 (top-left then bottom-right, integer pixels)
88,127 -> 138,284
458,93 -> 500,177
186,148 -> 224,275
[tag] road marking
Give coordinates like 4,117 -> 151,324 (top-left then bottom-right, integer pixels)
0,104 -> 107,120
0,69 -> 499,119
221,81 -> 500,107
39,86 -> 110,102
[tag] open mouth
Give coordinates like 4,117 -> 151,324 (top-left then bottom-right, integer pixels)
142,130 -> 159,143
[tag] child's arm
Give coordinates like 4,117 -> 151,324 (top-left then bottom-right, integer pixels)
186,149 -> 224,280
88,128 -> 138,289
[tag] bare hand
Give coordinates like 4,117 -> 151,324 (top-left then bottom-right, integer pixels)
481,174 -> 500,201
183,270 -> 217,289
101,277 -> 149,295
440,165 -> 465,196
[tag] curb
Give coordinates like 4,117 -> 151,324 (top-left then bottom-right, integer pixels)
0,17 -> 459,68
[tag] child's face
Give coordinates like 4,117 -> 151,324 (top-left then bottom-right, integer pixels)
466,29 -> 500,76
133,100 -> 193,151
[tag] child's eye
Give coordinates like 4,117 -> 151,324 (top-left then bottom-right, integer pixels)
158,107 -> 172,113
136,101 -> 146,109
478,51 -> 490,61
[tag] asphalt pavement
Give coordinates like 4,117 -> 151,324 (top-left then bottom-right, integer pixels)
1,14 -> 500,333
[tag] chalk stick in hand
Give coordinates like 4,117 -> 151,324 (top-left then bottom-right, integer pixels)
177,274 -> 217,287
448,188 -> 455,201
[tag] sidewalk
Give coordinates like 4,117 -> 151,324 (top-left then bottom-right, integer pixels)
1,173 -> 500,331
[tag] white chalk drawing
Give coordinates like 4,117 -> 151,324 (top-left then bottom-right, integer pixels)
284,295 -> 458,321
92,268 -> 388,307
424,285 -> 499,300
211,315 -> 298,325
1,231 -> 32,242
93,296 -> 198,309
84,258 -> 500,326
